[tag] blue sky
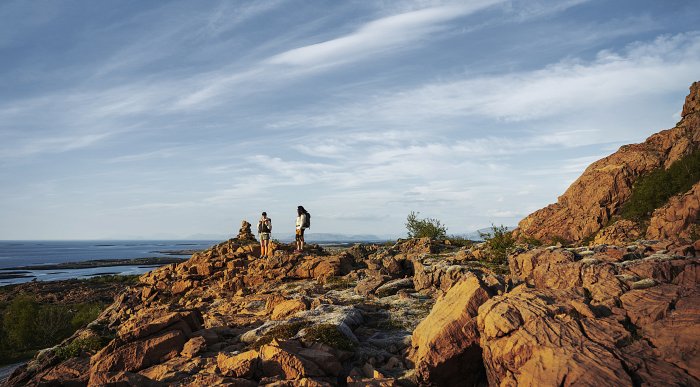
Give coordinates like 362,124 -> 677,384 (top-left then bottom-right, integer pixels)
1,0 -> 699,240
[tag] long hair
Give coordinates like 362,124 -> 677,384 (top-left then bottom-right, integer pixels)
297,206 -> 306,216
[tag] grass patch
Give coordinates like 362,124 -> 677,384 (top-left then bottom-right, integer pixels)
253,321 -> 307,349
303,323 -> 355,351
622,149 -> 700,221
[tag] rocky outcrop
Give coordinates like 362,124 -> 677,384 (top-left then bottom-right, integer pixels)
516,81 -> 700,244
410,272 -> 503,385
480,246 -> 699,386
647,180 -> 700,241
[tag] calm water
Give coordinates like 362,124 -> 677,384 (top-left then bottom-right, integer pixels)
0,240 -> 218,286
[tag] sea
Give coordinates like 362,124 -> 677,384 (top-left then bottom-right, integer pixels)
0,240 -> 218,286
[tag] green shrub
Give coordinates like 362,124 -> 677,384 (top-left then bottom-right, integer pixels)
446,235 -> 474,247
70,303 -> 103,330
479,225 -> 516,264
0,297 -> 108,365
55,336 -> 104,360
303,323 -> 355,351
622,150 -> 700,221
405,211 -> 447,239
2,296 -> 40,350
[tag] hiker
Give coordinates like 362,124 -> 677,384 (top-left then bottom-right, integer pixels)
257,212 -> 272,258
295,205 -> 310,252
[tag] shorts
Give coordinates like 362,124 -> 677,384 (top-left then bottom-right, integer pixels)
260,232 -> 270,241
295,228 -> 305,241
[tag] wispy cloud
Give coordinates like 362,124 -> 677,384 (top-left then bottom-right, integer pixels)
267,1 -> 502,67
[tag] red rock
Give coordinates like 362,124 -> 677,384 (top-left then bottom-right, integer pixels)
410,273 -> 494,385
180,336 -> 207,358
217,350 -> 261,379
90,330 -> 187,375
647,181 -> 700,242
515,82 -> 700,244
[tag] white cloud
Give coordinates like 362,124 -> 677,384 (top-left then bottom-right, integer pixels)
267,1 -> 502,67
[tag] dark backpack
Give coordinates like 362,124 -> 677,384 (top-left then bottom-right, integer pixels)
259,219 -> 271,233
303,212 -> 311,228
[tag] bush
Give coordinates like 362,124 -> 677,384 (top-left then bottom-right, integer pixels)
0,297 -> 108,365
55,336 -> 104,361
303,323 -> 355,351
253,321 -> 307,349
479,225 -> 516,264
622,150 -> 700,221
405,211 -> 447,239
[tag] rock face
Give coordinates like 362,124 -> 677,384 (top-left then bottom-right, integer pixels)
516,81 -> 700,244
410,272 -> 503,385
647,180 -> 700,241
479,245 -> 699,386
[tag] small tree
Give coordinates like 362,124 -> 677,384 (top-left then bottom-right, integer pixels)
479,224 -> 516,264
405,211 -> 447,239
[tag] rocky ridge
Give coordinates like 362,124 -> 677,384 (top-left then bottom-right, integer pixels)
3,223 -> 698,386
515,81 -> 700,246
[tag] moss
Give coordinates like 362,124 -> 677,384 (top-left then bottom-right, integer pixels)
253,321 -> 307,349
55,335 -> 104,361
303,323 -> 355,351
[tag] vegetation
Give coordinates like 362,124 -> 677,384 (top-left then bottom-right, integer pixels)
479,224 -> 516,264
621,149 -> 700,221
253,321 -> 307,349
405,211 -> 447,239
81,274 -> 140,285
303,323 -> 355,351
55,335 -> 104,361
0,296 -> 104,365
446,235 -> 474,247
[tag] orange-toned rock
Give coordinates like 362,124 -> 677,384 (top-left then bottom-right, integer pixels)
516,82 -> 700,244
90,330 -> 187,375
259,340 -> 325,379
410,273 -> 495,385
477,286 -> 634,386
646,181 -> 700,242
217,350 -> 261,379
180,336 -> 207,358
271,298 -> 309,320
593,219 -> 643,245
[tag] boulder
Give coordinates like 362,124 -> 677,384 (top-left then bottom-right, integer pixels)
259,340 -> 325,379
410,273 -> 495,385
646,181 -> 700,242
271,299 -> 309,320
217,350 -> 261,379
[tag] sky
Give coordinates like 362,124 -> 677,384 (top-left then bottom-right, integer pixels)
1,0 -> 699,240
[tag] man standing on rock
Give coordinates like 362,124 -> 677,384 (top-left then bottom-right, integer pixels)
257,212 -> 272,258
295,206 -> 309,252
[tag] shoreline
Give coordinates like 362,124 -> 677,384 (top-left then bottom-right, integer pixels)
0,257 -> 187,271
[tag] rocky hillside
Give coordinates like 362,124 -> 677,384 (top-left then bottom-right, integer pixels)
3,219 -> 698,386
515,81 -> 700,245
2,83 -> 699,386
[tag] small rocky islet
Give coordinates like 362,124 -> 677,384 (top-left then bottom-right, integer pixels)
2,82 -> 699,386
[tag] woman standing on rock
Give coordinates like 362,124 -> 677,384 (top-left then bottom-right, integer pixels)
258,212 -> 272,258
295,206 -> 309,252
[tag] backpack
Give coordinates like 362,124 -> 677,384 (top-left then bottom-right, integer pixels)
303,212 -> 310,228
259,219 -> 271,233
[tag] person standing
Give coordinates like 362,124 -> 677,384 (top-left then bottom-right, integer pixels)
257,212 -> 272,258
295,206 -> 309,252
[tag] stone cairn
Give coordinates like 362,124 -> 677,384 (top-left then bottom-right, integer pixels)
236,220 -> 256,241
